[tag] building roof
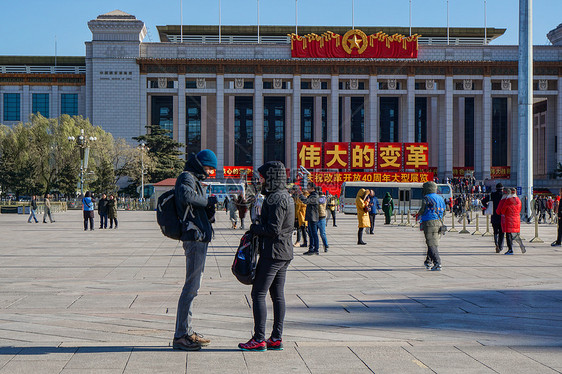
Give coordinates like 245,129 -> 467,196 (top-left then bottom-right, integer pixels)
0,56 -> 85,66
157,25 -> 506,43
96,9 -> 137,20
153,178 -> 177,187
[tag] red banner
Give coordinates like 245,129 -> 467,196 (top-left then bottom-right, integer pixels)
491,166 -> 511,179
224,166 -> 253,180
323,142 -> 349,169
350,142 -> 376,169
290,29 -> 419,59
297,142 -> 323,169
307,171 -> 434,196
453,167 -> 474,178
404,143 -> 429,170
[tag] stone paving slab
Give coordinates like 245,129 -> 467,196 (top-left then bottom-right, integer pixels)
0,209 -> 561,373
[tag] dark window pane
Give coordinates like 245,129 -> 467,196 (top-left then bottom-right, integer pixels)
151,96 -> 174,138
380,97 -> 399,142
61,94 -> 78,116
350,97 -> 364,142
415,97 -> 427,142
3,93 -> 20,121
186,96 -> 201,154
32,93 -> 49,117
301,96 -> 314,142
492,97 -> 508,166
464,98 -> 475,167
235,96 -> 253,166
264,97 -> 285,163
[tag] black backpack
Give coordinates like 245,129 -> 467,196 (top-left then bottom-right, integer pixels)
232,231 -> 259,285
156,189 -> 189,240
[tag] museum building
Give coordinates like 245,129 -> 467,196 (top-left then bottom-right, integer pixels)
1,10 -> 562,184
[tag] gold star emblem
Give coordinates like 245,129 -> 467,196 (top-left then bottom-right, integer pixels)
342,29 -> 368,55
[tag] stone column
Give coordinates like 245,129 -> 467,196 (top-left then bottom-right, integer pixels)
314,96 -> 322,142
253,75 -> 264,169
285,96 -> 292,170
51,86 -> 59,119
367,76 -> 378,142
216,75 -> 225,177
473,95 -> 483,178
172,96 -> 179,142
227,96 -> 235,165
557,77 -> 562,168
292,75 -> 301,171
438,76 -> 453,178
177,75 -> 186,156
139,75 -> 148,136
456,97 -> 465,167
343,96 -> 351,142
330,75 -> 339,141
22,85 -> 30,120
406,75 -> 415,142
482,76 -> 492,179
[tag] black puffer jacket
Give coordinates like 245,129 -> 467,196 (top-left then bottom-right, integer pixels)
301,191 -> 319,222
250,161 -> 294,261
175,153 -> 213,242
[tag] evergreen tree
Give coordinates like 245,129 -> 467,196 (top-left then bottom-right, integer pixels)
133,124 -> 184,182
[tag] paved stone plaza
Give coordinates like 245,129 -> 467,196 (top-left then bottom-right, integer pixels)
0,209 -> 561,373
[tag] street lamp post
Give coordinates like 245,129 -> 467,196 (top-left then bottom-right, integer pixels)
68,129 -> 97,196
139,142 -> 149,202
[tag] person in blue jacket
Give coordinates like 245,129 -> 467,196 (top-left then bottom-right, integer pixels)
82,191 -> 95,231
368,190 -> 381,234
417,181 -> 446,271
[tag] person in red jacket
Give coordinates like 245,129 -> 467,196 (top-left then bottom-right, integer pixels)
496,188 -> 526,255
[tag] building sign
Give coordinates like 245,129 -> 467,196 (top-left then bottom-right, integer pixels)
290,29 -> 419,59
224,166 -> 253,180
491,166 -> 511,179
298,142 -> 428,171
453,167 -> 474,178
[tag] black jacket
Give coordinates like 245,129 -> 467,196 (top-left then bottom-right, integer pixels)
175,154 -> 213,242
250,161 -> 294,261
484,190 -> 503,225
98,198 -> 108,214
301,191 -> 320,222
30,199 -> 37,210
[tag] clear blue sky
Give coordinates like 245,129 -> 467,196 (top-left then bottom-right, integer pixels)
1,0 -> 559,56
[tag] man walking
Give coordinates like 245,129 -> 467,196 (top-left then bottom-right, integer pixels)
28,195 -> 39,223
172,149 -> 218,351
43,194 -> 54,223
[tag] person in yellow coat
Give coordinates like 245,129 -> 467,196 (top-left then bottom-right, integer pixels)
294,190 -> 308,247
355,188 -> 371,245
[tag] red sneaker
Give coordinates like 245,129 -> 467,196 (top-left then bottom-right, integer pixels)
238,338 -> 266,351
266,338 -> 283,350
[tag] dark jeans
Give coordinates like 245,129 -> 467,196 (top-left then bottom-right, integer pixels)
99,213 -> 108,228
492,222 -> 504,250
109,217 -> 118,228
369,213 -> 376,233
307,221 -> 319,252
83,211 -> 94,230
556,218 -> 562,244
251,257 -> 291,341
329,209 -> 337,226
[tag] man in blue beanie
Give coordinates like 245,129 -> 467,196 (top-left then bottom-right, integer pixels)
172,149 -> 218,351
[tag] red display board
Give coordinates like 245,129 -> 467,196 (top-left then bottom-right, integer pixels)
377,142 -> 402,171
323,142 -> 349,169
224,166 -> 253,180
290,29 -> 419,59
350,142 -> 376,169
491,166 -> 511,179
404,143 -> 429,170
297,142 -> 323,169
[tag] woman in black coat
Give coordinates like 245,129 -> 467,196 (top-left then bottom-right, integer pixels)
238,161 -> 294,352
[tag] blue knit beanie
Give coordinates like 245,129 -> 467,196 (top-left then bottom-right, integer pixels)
196,149 -> 218,169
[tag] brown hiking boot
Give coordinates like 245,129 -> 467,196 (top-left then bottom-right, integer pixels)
172,335 -> 201,351
189,332 -> 211,346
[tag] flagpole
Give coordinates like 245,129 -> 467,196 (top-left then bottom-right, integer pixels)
180,0 -> 183,43
257,0 -> 260,43
447,0 -> 449,45
352,0 -> 355,29
295,0 -> 298,35
409,0 -> 412,36
219,0 -> 222,43
484,0 -> 487,45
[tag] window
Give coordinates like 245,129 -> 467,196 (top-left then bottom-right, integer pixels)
414,97 -> 427,142
243,81 -> 254,89
380,97 -> 399,142
301,81 -> 311,89
235,97 -> 253,166
492,98 -> 508,166
186,96 -> 201,155
32,93 -> 49,117
301,97 -> 314,142
464,98 -> 475,167
321,97 -> 328,142
350,97 -> 364,142
186,80 -> 197,89
263,81 -> 273,89
61,94 -> 78,116
263,97 -> 285,163
3,93 -> 20,121
151,96 -> 174,138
